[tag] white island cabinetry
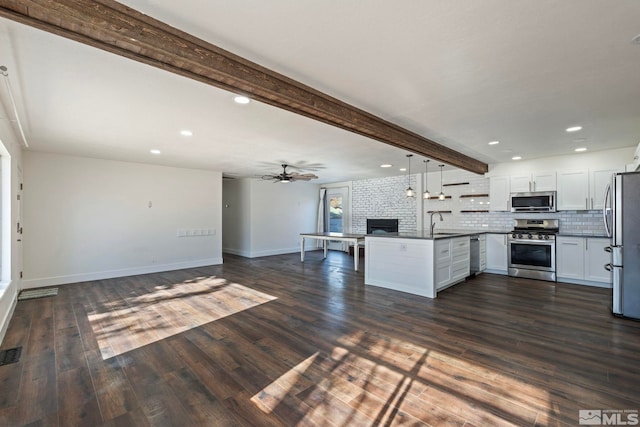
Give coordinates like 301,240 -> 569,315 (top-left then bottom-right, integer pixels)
365,235 -> 470,298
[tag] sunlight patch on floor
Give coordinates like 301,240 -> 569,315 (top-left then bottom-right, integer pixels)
88,276 -> 277,359
249,330 -> 551,425
251,352 -> 319,414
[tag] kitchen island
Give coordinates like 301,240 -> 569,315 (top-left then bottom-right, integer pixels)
365,230 -> 495,298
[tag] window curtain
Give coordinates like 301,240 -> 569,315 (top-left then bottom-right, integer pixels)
317,188 -> 326,248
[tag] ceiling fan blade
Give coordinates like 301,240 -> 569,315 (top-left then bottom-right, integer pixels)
290,174 -> 318,181
291,172 -> 318,179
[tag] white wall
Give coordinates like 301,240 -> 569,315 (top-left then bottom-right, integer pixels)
222,178 -> 318,258
222,178 -> 251,255
22,152 -> 222,288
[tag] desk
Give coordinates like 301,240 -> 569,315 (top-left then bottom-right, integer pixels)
300,232 -> 366,271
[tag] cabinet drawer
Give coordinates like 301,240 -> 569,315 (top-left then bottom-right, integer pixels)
452,238 -> 470,257
451,237 -> 470,248
435,240 -> 452,263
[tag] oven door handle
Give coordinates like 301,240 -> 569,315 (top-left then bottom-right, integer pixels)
508,239 -> 555,246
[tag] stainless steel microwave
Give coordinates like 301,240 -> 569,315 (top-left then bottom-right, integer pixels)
510,191 -> 556,213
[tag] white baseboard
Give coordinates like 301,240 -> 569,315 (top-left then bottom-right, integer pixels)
223,247 -> 302,258
248,247 -> 300,258
0,283 -> 17,346
484,269 -> 508,275
21,258 -> 224,289
223,247 -> 251,257
557,277 -> 612,288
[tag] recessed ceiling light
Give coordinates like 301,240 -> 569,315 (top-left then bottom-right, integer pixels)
180,130 -> 193,137
575,147 -> 587,152
399,168 -> 407,172
512,156 -> 522,160
380,164 -> 392,168
234,95 -> 251,104
488,141 -> 500,145
150,149 -> 161,155
566,126 -> 582,132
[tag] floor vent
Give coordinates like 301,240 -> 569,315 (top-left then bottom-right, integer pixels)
18,288 -> 58,301
0,347 -> 22,366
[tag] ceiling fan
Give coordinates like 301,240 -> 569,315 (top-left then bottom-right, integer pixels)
262,164 -> 319,183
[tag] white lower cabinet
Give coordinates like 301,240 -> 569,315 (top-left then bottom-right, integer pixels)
435,236 -> 470,290
451,237 -> 471,283
434,239 -> 452,290
479,234 -> 487,272
556,236 -> 612,286
584,238 -> 613,283
485,233 -> 508,274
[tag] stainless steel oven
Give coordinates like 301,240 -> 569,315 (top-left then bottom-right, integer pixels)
508,219 -> 558,282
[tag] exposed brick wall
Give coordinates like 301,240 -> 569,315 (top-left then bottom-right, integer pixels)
352,174 -> 417,233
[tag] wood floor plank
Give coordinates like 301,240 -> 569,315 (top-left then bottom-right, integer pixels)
54,326 -> 85,373
84,349 -> 138,422
1,252 -> 639,426
15,353 -> 57,425
57,366 -> 102,426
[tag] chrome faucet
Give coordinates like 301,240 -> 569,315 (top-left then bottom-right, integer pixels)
430,211 -> 443,235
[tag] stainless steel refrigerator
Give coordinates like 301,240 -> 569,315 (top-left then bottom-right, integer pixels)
604,171 -> 640,319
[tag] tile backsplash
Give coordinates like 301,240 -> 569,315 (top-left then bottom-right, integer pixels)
351,170 -> 607,236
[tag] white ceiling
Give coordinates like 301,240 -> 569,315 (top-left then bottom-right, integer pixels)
0,1 -> 639,183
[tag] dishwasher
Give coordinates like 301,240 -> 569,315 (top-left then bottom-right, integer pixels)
469,234 -> 481,276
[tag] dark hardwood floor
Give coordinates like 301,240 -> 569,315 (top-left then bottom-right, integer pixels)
0,251 -> 638,426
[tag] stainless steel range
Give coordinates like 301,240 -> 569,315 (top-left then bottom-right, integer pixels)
508,219 -> 558,282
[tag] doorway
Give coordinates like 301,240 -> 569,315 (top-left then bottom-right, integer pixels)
326,187 -> 349,251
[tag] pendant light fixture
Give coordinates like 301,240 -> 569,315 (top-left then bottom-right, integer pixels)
438,164 -> 446,200
405,154 -> 414,198
423,159 -> 431,199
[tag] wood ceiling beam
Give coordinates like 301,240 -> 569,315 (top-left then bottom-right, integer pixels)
0,0 -> 488,174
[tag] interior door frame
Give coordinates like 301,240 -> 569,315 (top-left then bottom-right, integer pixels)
323,182 -> 352,251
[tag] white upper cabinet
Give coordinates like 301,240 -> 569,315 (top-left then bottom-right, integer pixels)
509,175 -> 531,193
590,169 -> 620,210
557,168 -> 623,211
532,171 -> 557,192
509,171 -> 556,193
489,176 -> 510,211
557,169 -> 590,210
